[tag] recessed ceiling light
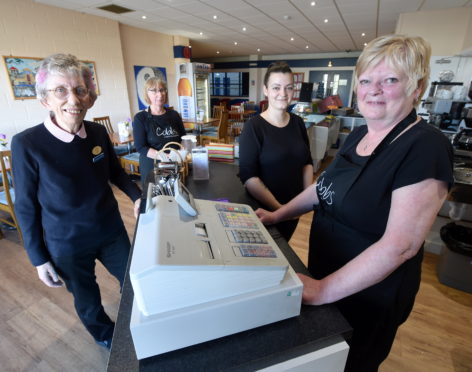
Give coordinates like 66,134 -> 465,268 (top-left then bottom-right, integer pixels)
242,27 -> 247,31
311,1 -> 316,6
141,15 -> 147,19
213,15 -> 217,20
216,51 -> 220,54
234,41 -> 238,45
257,48 -> 261,52
189,45 -> 192,48
361,32 -> 365,37
364,42 -> 367,46
290,37 -> 294,41
324,18 -> 328,23
305,45 -> 309,49
199,32 -> 203,35
283,15 -> 291,20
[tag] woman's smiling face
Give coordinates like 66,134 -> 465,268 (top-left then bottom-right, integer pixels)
356,59 -> 419,126
263,72 -> 294,111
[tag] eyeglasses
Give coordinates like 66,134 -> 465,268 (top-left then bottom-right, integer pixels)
148,88 -> 167,94
46,86 -> 89,100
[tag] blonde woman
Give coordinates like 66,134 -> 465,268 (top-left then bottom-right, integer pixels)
132,77 -> 186,187
256,36 -> 454,371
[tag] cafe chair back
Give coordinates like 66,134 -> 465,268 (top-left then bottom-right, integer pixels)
212,105 -> 225,120
93,116 -> 130,156
93,116 -> 114,135
201,110 -> 229,145
0,151 -> 22,243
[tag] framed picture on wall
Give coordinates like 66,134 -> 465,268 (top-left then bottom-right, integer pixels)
3,56 -> 101,99
81,60 -> 100,95
2,56 -> 41,99
134,65 -> 167,110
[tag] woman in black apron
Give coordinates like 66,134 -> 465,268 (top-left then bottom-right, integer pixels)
256,35 -> 454,371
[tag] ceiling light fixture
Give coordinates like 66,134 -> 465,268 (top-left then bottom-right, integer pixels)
283,15 -> 291,20
199,32 -> 203,35
141,15 -> 146,19
305,45 -> 309,49
364,42 -> 367,46
242,27 -> 247,31
311,1 -> 316,6
234,41 -> 238,45
328,60 -> 332,67
213,15 -> 217,20
216,51 -> 220,54
324,18 -> 328,23
361,33 -> 366,37
257,48 -> 261,52
290,37 -> 294,41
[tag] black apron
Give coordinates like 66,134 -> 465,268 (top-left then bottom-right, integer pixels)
309,111 -> 423,318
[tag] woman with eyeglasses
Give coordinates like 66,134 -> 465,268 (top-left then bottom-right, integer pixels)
132,77 -> 186,188
11,53 -> 142,350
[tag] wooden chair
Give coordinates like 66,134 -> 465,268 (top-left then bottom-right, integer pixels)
0,151 -> 22,243
228,105 -> 245,138
212,105 -> 225,120
93,116 -> 129,156
200,110 -> 229,145
93,116 -> 114,135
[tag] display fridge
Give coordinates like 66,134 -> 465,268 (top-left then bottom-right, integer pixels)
176,62 -> 211,122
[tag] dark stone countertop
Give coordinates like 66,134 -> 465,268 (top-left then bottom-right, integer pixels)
107,162 -> 351,371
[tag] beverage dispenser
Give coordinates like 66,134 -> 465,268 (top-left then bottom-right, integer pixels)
176,62 -> 211,122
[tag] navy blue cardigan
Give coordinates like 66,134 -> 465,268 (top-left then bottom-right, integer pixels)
12,121 -> 141,266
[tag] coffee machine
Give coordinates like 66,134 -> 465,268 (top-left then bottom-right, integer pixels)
423,81 -> 466,131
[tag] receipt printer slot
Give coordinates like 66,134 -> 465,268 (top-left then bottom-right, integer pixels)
195,223 -> 208,237
199,240 -> 214,259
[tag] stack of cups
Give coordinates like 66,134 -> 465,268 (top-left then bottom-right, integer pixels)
181,135 -> 197,152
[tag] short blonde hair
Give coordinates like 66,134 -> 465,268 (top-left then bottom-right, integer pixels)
354,35 -> 431,102
144,77 -> 167,105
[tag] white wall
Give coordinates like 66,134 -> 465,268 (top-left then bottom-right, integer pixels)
396,7 -> 472,113
119,24 -> 185,116
0,0 -> 131,141
396,7 -> 472,56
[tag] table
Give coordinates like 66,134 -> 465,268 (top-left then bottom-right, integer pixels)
107,162 -> 351,371
183,117 -> 220,130
109,132 -> 134,153
184,118 -> 220,145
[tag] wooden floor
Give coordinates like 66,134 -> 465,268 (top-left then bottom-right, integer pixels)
0,185 -> 471,371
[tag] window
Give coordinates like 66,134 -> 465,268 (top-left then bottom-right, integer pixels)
210,72 -> 249,97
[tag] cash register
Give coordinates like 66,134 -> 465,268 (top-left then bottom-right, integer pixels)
129,181 -> 303,359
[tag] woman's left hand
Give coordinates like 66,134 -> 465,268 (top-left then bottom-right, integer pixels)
297,273 -> 325,305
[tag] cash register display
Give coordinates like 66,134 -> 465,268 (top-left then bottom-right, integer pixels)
174,180 -> 198,216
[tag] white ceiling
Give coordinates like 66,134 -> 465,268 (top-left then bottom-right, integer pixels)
34,0 -> 472,58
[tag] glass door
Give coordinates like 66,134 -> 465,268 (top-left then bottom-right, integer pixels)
195,74 -> 210,121
309,70 -> 353,107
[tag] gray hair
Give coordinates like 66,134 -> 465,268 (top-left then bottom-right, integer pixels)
35,53 -> 97,102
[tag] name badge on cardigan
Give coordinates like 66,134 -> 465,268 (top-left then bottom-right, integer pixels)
93,153 -> 105,163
